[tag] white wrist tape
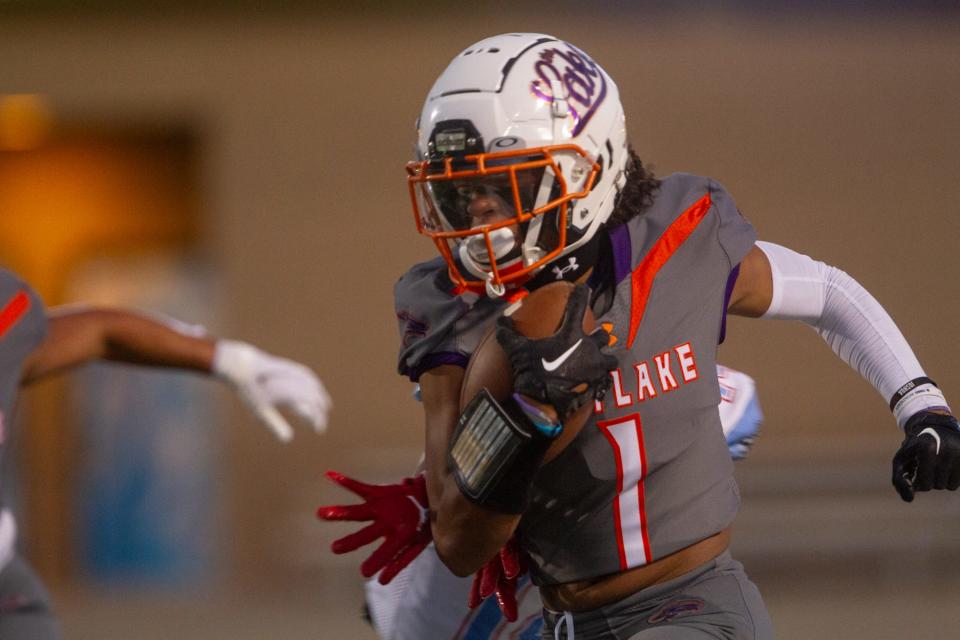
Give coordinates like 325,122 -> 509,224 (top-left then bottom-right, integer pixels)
756,241 -> 949,428
212,339 -> 258,383
889,378 -> 949,426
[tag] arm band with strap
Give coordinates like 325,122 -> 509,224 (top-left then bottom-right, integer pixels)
448,389 -> 554,514
756,241 -> 950,428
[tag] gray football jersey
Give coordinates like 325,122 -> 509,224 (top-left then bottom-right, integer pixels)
395,174 -> 756,585
0,270 -> 48,504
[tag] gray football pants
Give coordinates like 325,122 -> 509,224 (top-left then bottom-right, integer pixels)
0,554 -> 62,640
541,551 -> 773,639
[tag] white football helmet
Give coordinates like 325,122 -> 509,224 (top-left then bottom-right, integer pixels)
407,33 -> 628,297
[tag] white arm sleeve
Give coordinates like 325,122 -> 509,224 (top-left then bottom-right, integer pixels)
756,241 -> 949,428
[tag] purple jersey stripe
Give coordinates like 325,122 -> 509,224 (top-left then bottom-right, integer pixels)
404,351 -> 470,382
609,223 -> 633,285
719,264 -> 741,344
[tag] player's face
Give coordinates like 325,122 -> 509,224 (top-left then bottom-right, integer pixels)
407,143 -> 599,291
425,169 -> 545,267
448,187 -> 517,268
425,166 -> 544,233
462,182 -> 517,227
458,182 -> 523,267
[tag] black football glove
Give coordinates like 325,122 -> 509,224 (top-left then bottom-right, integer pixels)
495,284 -> 617,421
891,410 -> 960,502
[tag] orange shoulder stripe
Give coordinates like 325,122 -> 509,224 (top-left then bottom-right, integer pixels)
627,194 -> 712,348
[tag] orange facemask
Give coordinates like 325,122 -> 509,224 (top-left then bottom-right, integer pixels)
407,144 -> 599,296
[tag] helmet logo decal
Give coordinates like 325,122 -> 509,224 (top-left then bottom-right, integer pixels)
551,256 -> 580,280
490,136 -> 522,150
530,45 -> 607,137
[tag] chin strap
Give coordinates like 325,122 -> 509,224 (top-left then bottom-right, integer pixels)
485,276 -> 507,298
524,232 -> 601,292
453,226 -> 602,300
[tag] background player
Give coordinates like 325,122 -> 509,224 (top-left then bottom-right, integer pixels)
0,266 -> 331,640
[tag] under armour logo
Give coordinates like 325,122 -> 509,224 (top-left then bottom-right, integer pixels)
551,257 -> 580,280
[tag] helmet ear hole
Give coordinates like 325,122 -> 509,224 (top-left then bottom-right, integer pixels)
593,155 -> 604,195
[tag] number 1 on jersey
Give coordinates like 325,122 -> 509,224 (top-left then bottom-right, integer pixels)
597,413 -> 652,568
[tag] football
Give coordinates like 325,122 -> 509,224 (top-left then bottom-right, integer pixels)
459,281 -> 598,463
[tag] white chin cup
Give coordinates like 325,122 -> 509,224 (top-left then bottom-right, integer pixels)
464,227 -> 517,265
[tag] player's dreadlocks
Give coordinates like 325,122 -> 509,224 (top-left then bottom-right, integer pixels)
606,146 -> 660,227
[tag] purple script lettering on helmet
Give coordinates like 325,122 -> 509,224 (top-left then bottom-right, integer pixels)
530,45 -> 608,137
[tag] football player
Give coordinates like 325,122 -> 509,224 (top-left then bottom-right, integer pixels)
0,267 -> 331,640
323,33 -> 958,639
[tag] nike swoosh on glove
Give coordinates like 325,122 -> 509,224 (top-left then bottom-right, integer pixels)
213,340 -> 332,441
892,411 -> 960,502
468,533 -> 527,622
495,284 -> 617,421
317,471 -> 431,584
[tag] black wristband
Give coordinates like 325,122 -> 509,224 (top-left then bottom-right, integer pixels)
888,377 -> 939,412
448,389 -> 551,514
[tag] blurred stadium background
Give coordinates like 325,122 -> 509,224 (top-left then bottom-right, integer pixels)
1,2 -> 959,638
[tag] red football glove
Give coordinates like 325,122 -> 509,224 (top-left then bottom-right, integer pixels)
467,534 -> 527,622
316,471 -> 431,584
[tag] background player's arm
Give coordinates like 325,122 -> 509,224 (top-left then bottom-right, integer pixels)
20,305 -> 331,441
21,306 -> 214,384
419,364 -> 520,577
